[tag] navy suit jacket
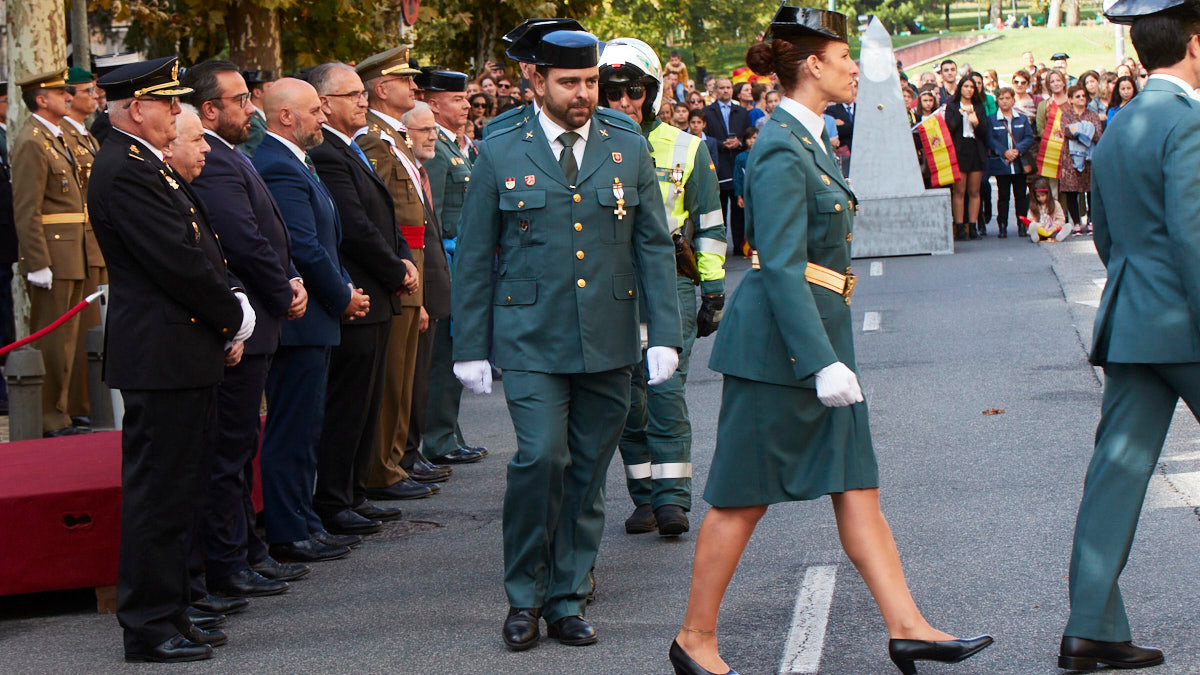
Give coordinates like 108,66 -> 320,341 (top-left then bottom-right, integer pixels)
190,133 -> 297,355
253,134 -> 352,347
699,133 -> 719,167
824,103 -> 855,150
985,111 -> 1035,175
702,101 -> 750,183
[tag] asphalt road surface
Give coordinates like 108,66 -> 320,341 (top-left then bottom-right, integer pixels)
3,234 -> 1200,674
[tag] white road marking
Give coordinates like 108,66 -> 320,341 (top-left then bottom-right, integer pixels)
1147,471 -> 1200,510
1092,278 -> 1107,288
779,565 -> 838,674
1076,300 -> 1100,308
870,261 -> 883,277
863,312 -> 881,332
1162,450 -> 1200,463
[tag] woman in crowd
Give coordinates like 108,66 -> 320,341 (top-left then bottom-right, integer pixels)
986,87 -> 1035,238
945,76 -> 990,240
1011,69 -> 1039,119
1106,75 -> 1138,124
1025,177 -> 1068,242
466,81 -> 482,97
1035,68 -> 1051,98
1035,70 -> 1070,195
468,92 -> 493,138
912,86 -> 944,188
478,75 -> 497,97
1058,84 -> 1103,235
672,10 -> 992,675
983,69 -> 1000,98
1079,70 -> 1106,116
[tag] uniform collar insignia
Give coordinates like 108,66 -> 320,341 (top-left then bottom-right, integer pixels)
802,136 -> 813,145
598,128 -> 608,137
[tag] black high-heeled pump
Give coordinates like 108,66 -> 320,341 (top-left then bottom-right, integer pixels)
887,635 -> 993,674
669,640 -> 738,675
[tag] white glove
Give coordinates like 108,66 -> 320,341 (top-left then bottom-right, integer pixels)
815,361 -> 864,407
454,359 -> 493,395
27,267 -> 53,289
233,291 -> 256,343
646,346 -> 679,386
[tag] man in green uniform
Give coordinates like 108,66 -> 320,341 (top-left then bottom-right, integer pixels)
1059,0 -> 1200,670
453,24 -> 682,651
599,39 -> 725,537
238,70 -> 272,157
419,68 -> 487,465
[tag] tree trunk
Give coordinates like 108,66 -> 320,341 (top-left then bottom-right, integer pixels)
228,2 -> 281,74
1047,0 -> 1063,27
989,0 -> 1002,25
475,6 -> 503,78
1065,0 -> 1080,26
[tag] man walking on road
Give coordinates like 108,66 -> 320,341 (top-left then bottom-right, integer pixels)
1060,0 -> 1200,670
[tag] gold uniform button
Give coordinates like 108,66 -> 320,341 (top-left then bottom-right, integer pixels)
189,317 -> 197,324
628,289 -> 634,296
506,296 -> 512,303
846,233 -> 853,242
517,201 -> 525,208
576,251 -> 585,260
577,278 -> 586,288
848,201 -> 854,210
53,234 -> 61,240
573,194 -> 582,203
221,327 -> 229,334
790,357 -> 797,364
189,207 -> 195,214
574,222 -> 582,231
834,203 -> 842,212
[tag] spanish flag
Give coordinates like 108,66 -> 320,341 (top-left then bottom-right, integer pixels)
1037,101 -> 1065,179
916,114 -> 960,187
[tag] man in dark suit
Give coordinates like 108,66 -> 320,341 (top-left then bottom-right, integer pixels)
306,62 -> 418,535
702,77 -> 749,250
824,100 -> 854,177
89,56 -> 252,663
182,61 -> 310,598
255,78 -> 367,563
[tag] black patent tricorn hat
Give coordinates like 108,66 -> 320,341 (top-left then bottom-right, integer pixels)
504,18 -> 589,64
767,1 -> 848,42
417,70 -> 468,92
1104,0 -> 1200,24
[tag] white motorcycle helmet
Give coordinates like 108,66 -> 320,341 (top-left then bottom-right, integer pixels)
598,37 -> 664,122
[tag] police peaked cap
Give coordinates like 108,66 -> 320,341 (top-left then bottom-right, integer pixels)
1105,0 -> 1200,24
767,1 -> 849,42
97,56 -> 193,101
92,52 -> 142,78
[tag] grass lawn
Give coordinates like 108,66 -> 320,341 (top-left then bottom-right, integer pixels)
904,24 -> 1134,80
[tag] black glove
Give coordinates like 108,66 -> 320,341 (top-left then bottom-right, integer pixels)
696,294 -> 724,338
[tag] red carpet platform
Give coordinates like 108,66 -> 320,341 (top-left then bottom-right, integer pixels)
0,429 -> 263,599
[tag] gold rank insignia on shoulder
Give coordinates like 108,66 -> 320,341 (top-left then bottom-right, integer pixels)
802,137 -> 813,145
780,123 -> 788,127
598,128 -> 608,137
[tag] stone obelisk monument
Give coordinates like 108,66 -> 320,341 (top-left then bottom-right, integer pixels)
849,18 -> 953,257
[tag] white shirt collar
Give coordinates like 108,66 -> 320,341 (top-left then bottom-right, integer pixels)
322,124 -> 355,147
203,128 -> 236,151
61,116 -> 89,135
435,122 -> 457,143
777,96 -> 828,155
31,113 -> 63,137
1148,73 -> 1200,101
371,109 -> 407,133
265,131 -> 308,164
114,128 -> 165,161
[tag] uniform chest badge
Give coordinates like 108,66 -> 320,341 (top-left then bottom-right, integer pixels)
612,177 -> 626,221
505,177 -> 516,189
611,152 -> 622,164
192,222 -> 201,243
821,174 -> 831,186
525,175 -> 535,187
160,170 -> 180,190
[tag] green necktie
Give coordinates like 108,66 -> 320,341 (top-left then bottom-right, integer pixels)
304,154 -> 319,179
558,131 -> 580,184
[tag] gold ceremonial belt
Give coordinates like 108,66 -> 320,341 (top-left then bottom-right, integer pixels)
750,252 -> 857,305
41,213 -> 86,225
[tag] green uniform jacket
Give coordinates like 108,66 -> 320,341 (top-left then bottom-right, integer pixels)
426,127 -> 471,239
453,112 -> 683,373
239,109 -> 267,158
1089,78 -> 1200,366
709,107 -> 859,386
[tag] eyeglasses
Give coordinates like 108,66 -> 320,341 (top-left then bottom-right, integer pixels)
497,82 -> 512,90
406,125 -> 436,134
603,83 -> 646,102
209,93 -> 251,106
324,90 -> 367,101
1012,79 -> 1027,85
471,101 -> 488,108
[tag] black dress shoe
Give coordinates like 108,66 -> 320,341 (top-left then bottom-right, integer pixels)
418,452 -> 451,473
364,478 -> 433,501
669,639 -> 737,675
322,508 -> 382,535
191,594 -> 249,615
183,606 -> 226,629
625,504 -> 657,534
354,499 -> 405,521
409,463 -> 450,484
1058,636 -> 1163,671
415,458 -> 451,477
125,635 -> 213,663
430,447 -> 484,464
312,529 -> 361,548
270,538 -> 351,563
655,504 -> 690,536
208,568 -> 289,598
182,624 -> 228,647
71,416 -> 91,428
888,635 -> 993,674
251,555 -> 311,581
503,607 -> 541,651
43,426 -> 89,438
546,615 -> 598,646
462,444 -> 488,457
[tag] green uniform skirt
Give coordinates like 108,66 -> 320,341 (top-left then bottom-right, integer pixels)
703,375 -> 879,507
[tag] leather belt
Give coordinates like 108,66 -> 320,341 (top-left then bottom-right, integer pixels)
750,251 -> 858,305
41,213 -> 86,225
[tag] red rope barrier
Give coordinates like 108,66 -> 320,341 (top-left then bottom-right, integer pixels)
0,290 -> 105,357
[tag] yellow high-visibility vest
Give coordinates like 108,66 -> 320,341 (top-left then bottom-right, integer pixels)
648,122 -> 701,235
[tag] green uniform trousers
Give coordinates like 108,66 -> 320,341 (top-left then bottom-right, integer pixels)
1066,361 -> 1200,642
424,317 -> 467,457
619,276 -> 698,510
501,367 -> 632,622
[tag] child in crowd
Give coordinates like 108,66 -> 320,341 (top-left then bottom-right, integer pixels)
733,126 -> 758,210
1024,177 -> 1068,243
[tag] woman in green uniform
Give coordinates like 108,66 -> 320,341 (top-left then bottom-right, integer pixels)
668,6 -> 993,675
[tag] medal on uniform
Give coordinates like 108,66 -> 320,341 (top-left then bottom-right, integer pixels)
612,177 -> 626,221
505,177 -> 516,189
671,163 -> 685,195
160,169 -> 179,190
525,175 -> 535,187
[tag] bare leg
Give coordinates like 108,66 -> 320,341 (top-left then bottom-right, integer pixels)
676,504 -> 767,673
966,172 -> 983,223
950,179 -> 966,223
830,489 -> 954,641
